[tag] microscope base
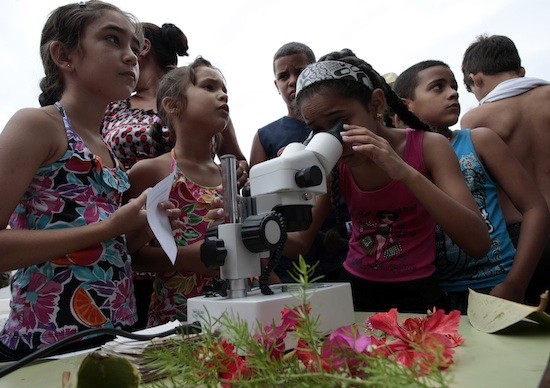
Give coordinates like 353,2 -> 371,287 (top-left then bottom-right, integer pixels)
187,282 -> 355,341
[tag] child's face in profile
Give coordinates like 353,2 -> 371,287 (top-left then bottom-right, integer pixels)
274,53 -> 313,112
407,66 -> 460,130
74,10 -> 141,103
185,66 -> 229,134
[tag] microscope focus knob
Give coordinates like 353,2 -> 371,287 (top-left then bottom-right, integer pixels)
200,234 -> 227,268
241,213 -> 284,253
295,165 -> 323,188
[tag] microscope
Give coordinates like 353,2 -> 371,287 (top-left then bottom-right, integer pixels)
187,121 -> 354,336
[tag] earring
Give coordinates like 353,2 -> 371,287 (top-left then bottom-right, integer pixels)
67,64 -> 72,68
376,112 -> 383,119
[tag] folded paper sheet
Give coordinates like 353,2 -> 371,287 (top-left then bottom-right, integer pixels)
467,289 -> 550,333
146,169 -> 177,264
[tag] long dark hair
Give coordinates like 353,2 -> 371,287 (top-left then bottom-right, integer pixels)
142,22 -> 188,73
39,0 -> 142,106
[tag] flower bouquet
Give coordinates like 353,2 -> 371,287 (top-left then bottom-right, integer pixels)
145,257 -> 464,387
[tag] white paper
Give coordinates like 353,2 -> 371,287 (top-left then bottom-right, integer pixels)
146,169 -> 178,264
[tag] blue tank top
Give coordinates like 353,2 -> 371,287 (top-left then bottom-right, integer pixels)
257,116 -> 311,158
436,129 -> 516,291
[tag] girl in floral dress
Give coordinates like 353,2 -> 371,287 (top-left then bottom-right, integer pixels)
125,57 -> 228,326
0,1 -> 180,360
100,22 -> 249,330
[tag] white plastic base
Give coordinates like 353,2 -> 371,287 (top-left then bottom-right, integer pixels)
187,282 -> 355,337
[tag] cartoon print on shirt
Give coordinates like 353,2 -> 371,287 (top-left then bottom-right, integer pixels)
359,210 -> 402,269
461,153 -> 494,233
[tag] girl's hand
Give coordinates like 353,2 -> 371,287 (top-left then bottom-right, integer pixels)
205,186 -> 245,225
341,124 -> 411,181
156,200 -> 184,230
207,195 -> 225,224
236,160 -> 250,190
113,189 -> 183,236
112,189 -> 149,234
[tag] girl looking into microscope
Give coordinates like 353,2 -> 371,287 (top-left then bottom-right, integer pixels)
272,49 -> 491,313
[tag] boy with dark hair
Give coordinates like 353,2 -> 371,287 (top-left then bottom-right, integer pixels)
461,34 -> 550,311
250,42 -> 350,283
250,42 -> 316,164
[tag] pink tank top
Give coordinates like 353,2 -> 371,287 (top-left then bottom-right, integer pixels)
340,129 -> 436,282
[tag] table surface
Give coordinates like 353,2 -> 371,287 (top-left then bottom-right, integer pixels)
0,312 -> 548,388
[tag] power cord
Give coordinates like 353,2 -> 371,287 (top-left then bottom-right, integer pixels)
0,321 -> 202,379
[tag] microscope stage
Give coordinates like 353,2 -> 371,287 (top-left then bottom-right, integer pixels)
187,282 -> 354,337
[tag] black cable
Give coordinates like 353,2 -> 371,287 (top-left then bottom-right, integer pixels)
260,213 -> 287,295
0,321 -> 202,379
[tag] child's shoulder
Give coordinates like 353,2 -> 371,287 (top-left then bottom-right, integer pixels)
126,153 -> 172,196
8,106 -> 60,128
3,106 -> 65,145
469,126 -> 507,151
130,153 -> 171,175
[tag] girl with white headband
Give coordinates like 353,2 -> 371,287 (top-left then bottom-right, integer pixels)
287,49 -> 491,313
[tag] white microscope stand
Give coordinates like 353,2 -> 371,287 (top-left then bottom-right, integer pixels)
187,282 -> 355,339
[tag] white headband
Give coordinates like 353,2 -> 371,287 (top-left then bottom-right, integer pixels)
296,60 -> 374,96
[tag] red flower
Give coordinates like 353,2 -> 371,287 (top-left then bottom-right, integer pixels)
280,304 -> 311,331
295,338 -> 331,372
367,308 -> 464,374
202,338 -> 251,386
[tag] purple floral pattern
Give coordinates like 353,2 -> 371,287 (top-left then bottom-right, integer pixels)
0,103 -> 136,352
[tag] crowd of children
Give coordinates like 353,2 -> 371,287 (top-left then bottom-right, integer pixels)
0,0 -> 548,360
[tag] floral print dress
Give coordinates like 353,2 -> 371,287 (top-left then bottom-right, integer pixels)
0,102 -> 136,352
147,149 -> 221,327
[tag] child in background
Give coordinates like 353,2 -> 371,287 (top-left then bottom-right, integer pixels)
393,60 -> 549,312
125,57 -> 228,327
460,34 -> 550,311
101,22 -> 248,179
0,0 -> 180,360
250,42 -> 316,165
250,42 -> 350,282
101,21 -> 189,331
289,49 -> 491,313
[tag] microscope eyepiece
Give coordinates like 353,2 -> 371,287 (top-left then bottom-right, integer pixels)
326,119 -> 346,144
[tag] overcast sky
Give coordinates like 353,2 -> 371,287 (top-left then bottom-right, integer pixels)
1,0 -> 549,159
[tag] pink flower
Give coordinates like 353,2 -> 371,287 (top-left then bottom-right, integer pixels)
254,324 -> 287,360
110,277 -> 135,323
320,325 -> 372,376
13,272 -> 62,329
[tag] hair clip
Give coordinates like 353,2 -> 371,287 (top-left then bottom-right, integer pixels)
78,1 -> 86,7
